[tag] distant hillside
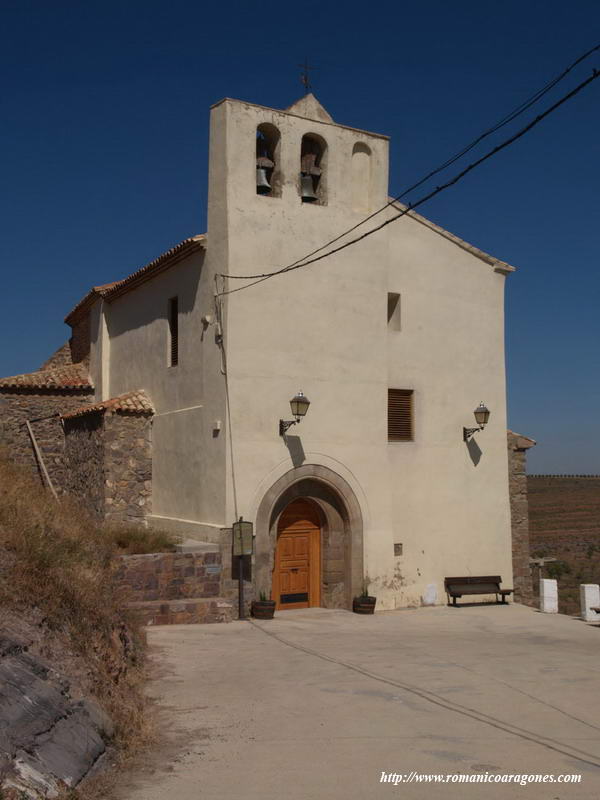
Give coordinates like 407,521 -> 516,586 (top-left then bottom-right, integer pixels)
528,475 -> 600,614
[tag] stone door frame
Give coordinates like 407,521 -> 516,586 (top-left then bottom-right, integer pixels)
253,464 -> 364,609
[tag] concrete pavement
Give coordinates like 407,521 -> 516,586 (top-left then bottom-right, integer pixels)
117,605 -> 600,799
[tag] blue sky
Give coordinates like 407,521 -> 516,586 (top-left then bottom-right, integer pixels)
1,0 -> 599,472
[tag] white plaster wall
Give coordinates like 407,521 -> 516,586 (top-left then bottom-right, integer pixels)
385,213 -> 513,606
212,99 -> 392,608
105,250 -> 228,528
211,98 -> 512,609
88,300 -> 108,402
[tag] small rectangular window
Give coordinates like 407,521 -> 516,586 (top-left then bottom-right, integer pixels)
388,389 -> 413,442
168,296 -> 179,366
387,292 -> 401,330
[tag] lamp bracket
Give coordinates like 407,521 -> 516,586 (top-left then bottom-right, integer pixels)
279,419 -> 298,437
463,425 -> 484,442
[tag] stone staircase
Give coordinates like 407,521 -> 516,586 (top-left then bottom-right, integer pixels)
114,544 -> 233,625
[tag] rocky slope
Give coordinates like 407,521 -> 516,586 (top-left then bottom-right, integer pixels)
0,629 -> 114,798
0,456 -> 147,799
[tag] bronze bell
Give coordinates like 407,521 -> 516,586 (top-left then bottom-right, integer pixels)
300,173 -> 318,202
256,167 -> 271,195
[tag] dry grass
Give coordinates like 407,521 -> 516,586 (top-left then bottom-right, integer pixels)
0,455 -> 155,797
105,523 -> 176,554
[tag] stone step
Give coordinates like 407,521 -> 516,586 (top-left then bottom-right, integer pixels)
128,597 -> 233,626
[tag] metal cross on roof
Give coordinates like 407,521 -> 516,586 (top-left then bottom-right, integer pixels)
299,57 -> 315,94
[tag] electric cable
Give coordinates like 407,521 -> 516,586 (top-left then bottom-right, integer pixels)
222,43 -> 599,285
217,64 -> 599,297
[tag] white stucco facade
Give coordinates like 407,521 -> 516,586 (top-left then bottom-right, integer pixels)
80,93 -> 515,610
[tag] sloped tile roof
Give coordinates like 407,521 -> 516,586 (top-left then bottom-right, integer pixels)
507,429 -> 537,450
0,364 -> 93,391
61,390 -> 154,420
102,235 -> 205,301
64,235 -> 206,325
63,283 -> 120,326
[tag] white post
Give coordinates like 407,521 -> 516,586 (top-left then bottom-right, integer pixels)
422,584 -> 437,606
579,584 -> 600,622
539,578 -> 558,613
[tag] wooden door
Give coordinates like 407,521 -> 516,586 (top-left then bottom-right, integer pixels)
272,499 -> 321,610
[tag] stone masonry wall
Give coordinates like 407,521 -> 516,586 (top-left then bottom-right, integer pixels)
39,342 -> 74,371
321,515 -> 348,609
507,432 -> 534,605
0,390 -> 93,493
104,414 -> 152,524
114,551 -> 222,602
113,551 -> 231,625
63,412 -> 152,524
63,413 -> 105,518
69,316 -> 91,365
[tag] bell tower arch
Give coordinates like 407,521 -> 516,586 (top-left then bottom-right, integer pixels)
206,92 -> 389,248
204,96 -> 390,558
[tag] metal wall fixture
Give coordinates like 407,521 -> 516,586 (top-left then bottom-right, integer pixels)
279,391 -> 311,436
463,402 -> 491,442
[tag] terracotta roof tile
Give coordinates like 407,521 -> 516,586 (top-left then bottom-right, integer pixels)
103,235 -> 205,302
64,235 -> 206,325
0,364 -> 93,391
63,283 -> 120,326
507,429 -> 537,450
61,390 -> 154,420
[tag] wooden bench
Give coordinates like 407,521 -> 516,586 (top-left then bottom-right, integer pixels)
444,576 -> 513,606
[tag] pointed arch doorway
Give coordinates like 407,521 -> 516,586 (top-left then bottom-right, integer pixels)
272,498 -> 321,610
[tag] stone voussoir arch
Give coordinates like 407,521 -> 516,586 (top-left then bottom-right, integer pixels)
254,464 -> 364,609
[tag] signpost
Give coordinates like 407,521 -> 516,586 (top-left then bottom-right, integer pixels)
232,517 -> 254,619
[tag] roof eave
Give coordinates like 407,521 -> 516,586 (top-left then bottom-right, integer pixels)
64,289 -> 101,326
104,235 -> 206,303
210,97 -> 390,140
508,429 -> 537,449
63,235 -> 206,325
61,389 -> 154,420
0,365 -> 93,392
388,199 -> 517,274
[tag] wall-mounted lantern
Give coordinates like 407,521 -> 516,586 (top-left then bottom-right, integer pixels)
279,391 -> 310,436
463,402 -> 491,442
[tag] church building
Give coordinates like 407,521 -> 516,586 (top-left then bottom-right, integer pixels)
0,93 -> 522,611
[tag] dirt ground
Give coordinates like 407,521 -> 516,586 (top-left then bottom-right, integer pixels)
528,476 -> 600,614
115,604 -> 600,799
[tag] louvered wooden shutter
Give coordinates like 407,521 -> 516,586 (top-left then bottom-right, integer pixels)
388,389 -> 413,441
168,297 -> 179,366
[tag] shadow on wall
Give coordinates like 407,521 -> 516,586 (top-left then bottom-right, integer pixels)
467,437 -> 482,466
106,250 -> 204,341
284,434 -> 306,467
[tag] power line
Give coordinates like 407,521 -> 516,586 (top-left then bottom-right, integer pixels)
222,43 -> 599,285
394,43 -> 600,205
217,64 -> 599,297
